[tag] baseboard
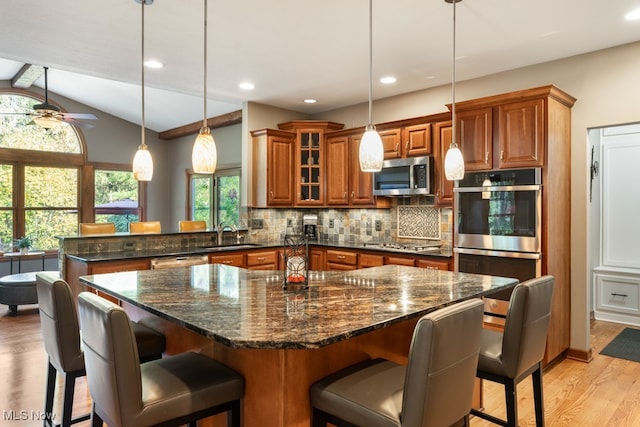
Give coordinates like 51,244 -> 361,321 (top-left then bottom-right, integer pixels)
566,347 -> 593,363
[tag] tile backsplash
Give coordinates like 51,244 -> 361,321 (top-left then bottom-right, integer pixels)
243,199 -> 452,249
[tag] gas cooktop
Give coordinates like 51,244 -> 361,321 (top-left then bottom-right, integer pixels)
361,241 -> 443,254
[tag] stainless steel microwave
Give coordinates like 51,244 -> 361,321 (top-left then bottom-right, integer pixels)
372,156 -> 433,196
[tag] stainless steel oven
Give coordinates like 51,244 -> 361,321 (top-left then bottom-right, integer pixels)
454,168 -> 543,292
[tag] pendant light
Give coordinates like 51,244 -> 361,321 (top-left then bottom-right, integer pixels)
358,0 -> 384,173
444,0 -> 465,181
192,0 -> 218,174
133,0 -> 154,181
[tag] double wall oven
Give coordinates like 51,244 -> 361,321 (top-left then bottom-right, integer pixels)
454,168 -> 542,290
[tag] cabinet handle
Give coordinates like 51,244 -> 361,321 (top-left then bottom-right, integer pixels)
223,261 -> 232,264
436,190 -> 440,197
485,151 -> 489,163
343,192 -> 347,199
500,150 -> 504,160
257,257 -> 265,262
351,191 -> 355,199
337,255 -> 346,260
405,141 -> 409,152
395,142 -> 400,155
611,293 -> 628,298
270,191 -> 274,198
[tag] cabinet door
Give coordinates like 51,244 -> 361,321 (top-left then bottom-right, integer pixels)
325,136 -> 350,205
268,135 -> 295,205
296,130 -> 324,206
403,123 -> 432,157
310,248 -> 326,271
498,98 -> 545,168
433,121 -> 454,207
385,255 -> 415,266
246,250 -> 278,270
380,128 -> 403,159
88,259 -> 151,304
326,249 -> 358,270
359,253 -> 384,268
349,136 -> 375,206
458,107 -> 493,171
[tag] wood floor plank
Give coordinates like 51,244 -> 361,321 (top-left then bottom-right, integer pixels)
4,305 -> 640,426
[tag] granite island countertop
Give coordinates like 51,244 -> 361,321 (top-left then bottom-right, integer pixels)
80,264 -> 515,350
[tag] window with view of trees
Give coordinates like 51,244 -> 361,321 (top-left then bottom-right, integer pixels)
94,168 -> 141,232
190,168 -> 240,229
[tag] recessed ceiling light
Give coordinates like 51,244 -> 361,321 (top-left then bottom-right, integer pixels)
380,76 -> 396,84
239,82 -> 255,90
304,99 -> 317,104
625,7 -> 640,20
144,60 -> 163,69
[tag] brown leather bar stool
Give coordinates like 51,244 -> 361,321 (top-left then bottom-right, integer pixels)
178,220 -> 206,232
471,275 -> 555,427
35,272 -> 166,427
310,298 -> 485,427
77,291 -> 244,427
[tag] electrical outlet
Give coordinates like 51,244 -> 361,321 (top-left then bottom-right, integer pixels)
287,218 -> 293,227
251,219 -> 263,229
375,220 -> 382,231
329,219 -> 334,228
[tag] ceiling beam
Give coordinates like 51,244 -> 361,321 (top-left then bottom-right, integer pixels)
158,110 -> 242,140
11,64 -> 44,88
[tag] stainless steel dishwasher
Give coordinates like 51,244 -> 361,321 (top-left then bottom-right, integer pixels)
149,254 -> 209,269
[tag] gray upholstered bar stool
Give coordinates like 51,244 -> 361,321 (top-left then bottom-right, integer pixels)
36,272 -> 166,427
77,291 -> 244,427
470,275 -> 555,427
310,298 -> 485,427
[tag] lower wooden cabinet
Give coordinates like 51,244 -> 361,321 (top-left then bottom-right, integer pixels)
209,252 -> 245,267
416,258 -> 450,271
358,253 -> 384,268
326,249 -> 358,270
246,250 -> 278,270
385,255 -> 415,267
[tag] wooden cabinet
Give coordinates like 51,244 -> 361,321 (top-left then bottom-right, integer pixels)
326,249 -> 358,270
310,247 -> 326,271
358,252 -> 384,268
246,250 -> 278,270
278,121 -> 344,207
433,120 -> 454,207
325,133 -> 375,207
498,98 -> 545,168
416,257 -> 450,271
251,128 -> 295,207
209,252 -> 245,267
457,107 -> 493,171
380,123 -> 432,159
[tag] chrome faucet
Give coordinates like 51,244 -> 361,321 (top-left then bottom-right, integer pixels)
217,223 -> 237,246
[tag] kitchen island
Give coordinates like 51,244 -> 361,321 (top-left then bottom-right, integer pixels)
80,264 -> 517,427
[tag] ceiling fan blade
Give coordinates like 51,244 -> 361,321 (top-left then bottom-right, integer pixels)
62,112 -> 97,120
61,117 -> 95,129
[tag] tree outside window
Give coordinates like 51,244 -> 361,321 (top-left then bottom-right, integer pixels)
94,169 -> 141,232
190,168 -> 241,229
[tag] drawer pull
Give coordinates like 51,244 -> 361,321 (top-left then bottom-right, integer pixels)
257,257 -> 265,262
336,255 -> 346,260
223,261 -> 232,264
611,293 -> 629,298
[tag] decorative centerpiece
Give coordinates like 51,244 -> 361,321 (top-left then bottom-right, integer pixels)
282,233 -> 309,289
15,236 -> 32,255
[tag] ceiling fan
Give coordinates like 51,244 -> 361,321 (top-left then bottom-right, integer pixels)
3,66 -> 98,129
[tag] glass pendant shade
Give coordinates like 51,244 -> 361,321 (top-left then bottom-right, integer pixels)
33,116 -> 61,129
133,143 -> 153,181
192,126 -> 218,174
444,144 -> 464,181
359,125 -> 384,172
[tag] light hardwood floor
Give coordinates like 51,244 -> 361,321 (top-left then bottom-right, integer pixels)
2,303 -> 640,427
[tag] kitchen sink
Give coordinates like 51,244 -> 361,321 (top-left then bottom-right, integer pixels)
199,243 -> 262,251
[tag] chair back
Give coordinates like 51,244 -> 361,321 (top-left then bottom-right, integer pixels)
129,221 -> 161,234
35,272 -> 84,373
402,298 -> 484,427
79,222 -> 116,235
78,292 -> 143,427
501,275 -> 555,378
178,220 -> 206,232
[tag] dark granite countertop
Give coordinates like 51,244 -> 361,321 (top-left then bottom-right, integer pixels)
79,264 -> 515,350
67,239 -> 452,263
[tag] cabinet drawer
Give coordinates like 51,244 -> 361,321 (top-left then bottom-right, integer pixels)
326,250 -> 357,266
416,258 -> 450,271
246,250 -> 278,267
385,255 -> 415,266
596,273 -> 640,315
209,253 -> 245,267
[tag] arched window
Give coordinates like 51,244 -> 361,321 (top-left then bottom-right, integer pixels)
0,91 -> 86,250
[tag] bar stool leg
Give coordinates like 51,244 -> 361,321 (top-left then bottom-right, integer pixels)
44,361 -> 56,427
532,363 -> 545,427
61,373 -> 76,427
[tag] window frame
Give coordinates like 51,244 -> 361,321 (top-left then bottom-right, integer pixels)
186,165 -> 241,228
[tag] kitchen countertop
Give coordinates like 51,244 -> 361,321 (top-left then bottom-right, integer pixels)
66,239 -> 452,263
79,264 -> 515,350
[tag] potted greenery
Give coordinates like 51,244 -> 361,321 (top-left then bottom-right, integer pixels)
15,236 -> 32,255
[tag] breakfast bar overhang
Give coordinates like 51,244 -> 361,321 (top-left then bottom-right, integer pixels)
80,264 -> 517,427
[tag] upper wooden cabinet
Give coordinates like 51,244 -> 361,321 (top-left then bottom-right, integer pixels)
251,128 -> 296,207
433,120 -> 454,207
379,122 -> 432,159
325,131 -> 376,207
278,121 -> 344,207
451,85 -> 575,171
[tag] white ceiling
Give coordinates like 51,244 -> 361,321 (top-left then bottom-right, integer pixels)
1,0 -> 639,133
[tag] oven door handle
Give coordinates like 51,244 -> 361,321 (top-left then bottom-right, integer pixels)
454,247 -> 541,260
454,184 -> 541,192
